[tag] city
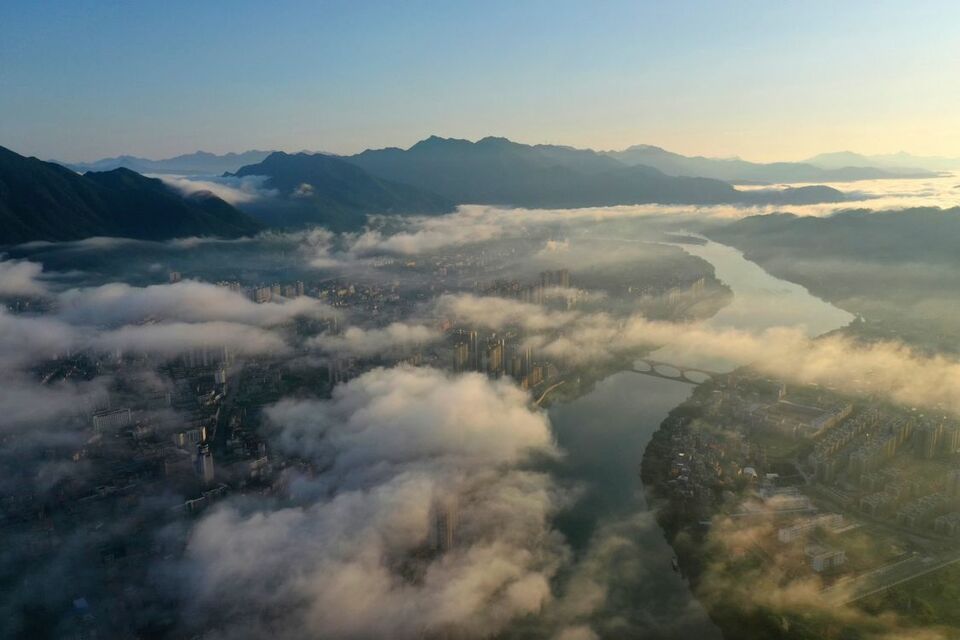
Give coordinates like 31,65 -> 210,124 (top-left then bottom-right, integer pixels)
0,229 -> 731,637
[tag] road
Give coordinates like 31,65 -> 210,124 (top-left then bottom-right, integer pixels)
535,380 -> 566,406
822,549 -> 960,605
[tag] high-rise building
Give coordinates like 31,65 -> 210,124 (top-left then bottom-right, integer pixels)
173,426 -> 207,449
947,469 -> 960,498
196,443 -> 215,485
185,345 -> 231,368
917,422 -> 943,459
942,426 -> 960,454
540,269 -> 570,289
253,286 -> 272,303
523,283 -> 544,305
522,346 -> 533,376
486,337 -> 505,376
429,498 -> 458,553
509,353 -> 523,379
453,341 -> 470,372
468,330 -> 480,371
92,408 -> 132,433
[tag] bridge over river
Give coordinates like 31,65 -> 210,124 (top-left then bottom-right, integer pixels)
630,358 -> 721,385
534,359 -> 720,406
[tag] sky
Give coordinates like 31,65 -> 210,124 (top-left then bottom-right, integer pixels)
1,0 -> 959,163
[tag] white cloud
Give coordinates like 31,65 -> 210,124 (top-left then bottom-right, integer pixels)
92,321 -> 291,357
0,308 -> 77,368
267,366 -> 556,470
58,280 -> 336,327
183,366 -> 570,639
433,293 -> 580,332
307,322 -> 440,357
159,174 -> 277,205
0,259 -> 49,297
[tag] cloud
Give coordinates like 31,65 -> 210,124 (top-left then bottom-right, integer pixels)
554,627 -> 600,640
434,293 -> 580,332
0,258 -> 49,297
685,495 -> 956,640
58,280 -> 336,327
267,367 -> 557,470
0,375 -> 107,432
295,227 -> 351,269
1,281 -> 316,364
181,366 -> 571,639
433,292 -> 960,416
0,308 -> 77,368
159,174 -> 278,205
307,322 -> 440,357
539,239 -> 571,254
542,286 -> 608,305
292,182 -> 315,198
344,171 -> 960,260
92,320 -> 291,358
745,172 -> 960,214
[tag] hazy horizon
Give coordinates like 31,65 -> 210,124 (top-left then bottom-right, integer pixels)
18,134 -> 960,167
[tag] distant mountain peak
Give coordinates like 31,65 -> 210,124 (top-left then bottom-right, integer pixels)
409,135 -> 472,151
476,136 -> 513,146
622,144 -> 667,152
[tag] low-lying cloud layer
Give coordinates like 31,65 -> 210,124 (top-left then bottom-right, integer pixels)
307,322 -> 440,358
59,279 -> 335,327
436,293 -> 960,416
182,366 -> 570,639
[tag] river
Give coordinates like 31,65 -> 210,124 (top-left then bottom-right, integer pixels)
546,239 -> 853,638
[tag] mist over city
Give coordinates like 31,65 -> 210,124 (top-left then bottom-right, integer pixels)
3,2 -> 960,639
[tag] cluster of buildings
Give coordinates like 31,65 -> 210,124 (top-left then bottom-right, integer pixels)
795,401 -> 960,536
482,269 -> 572,306
450,329 -> 552,389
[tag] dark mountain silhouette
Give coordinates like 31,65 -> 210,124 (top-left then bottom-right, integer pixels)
64,150 -> 273,175
345,136 -> 847,207
229,151 -> 455,230
0,146 -> 263,245
605,144 -> 933,183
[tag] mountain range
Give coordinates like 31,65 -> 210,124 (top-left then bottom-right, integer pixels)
804,151 -> 960,173
63,140 -> 952,185
605,145 -> 935,183
0,146 -> 262,245
340,136 -> 846,208
64,150 -> 273,176
19,135 -> 946,244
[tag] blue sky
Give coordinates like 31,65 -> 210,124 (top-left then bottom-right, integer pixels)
1,0 -> 958,162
